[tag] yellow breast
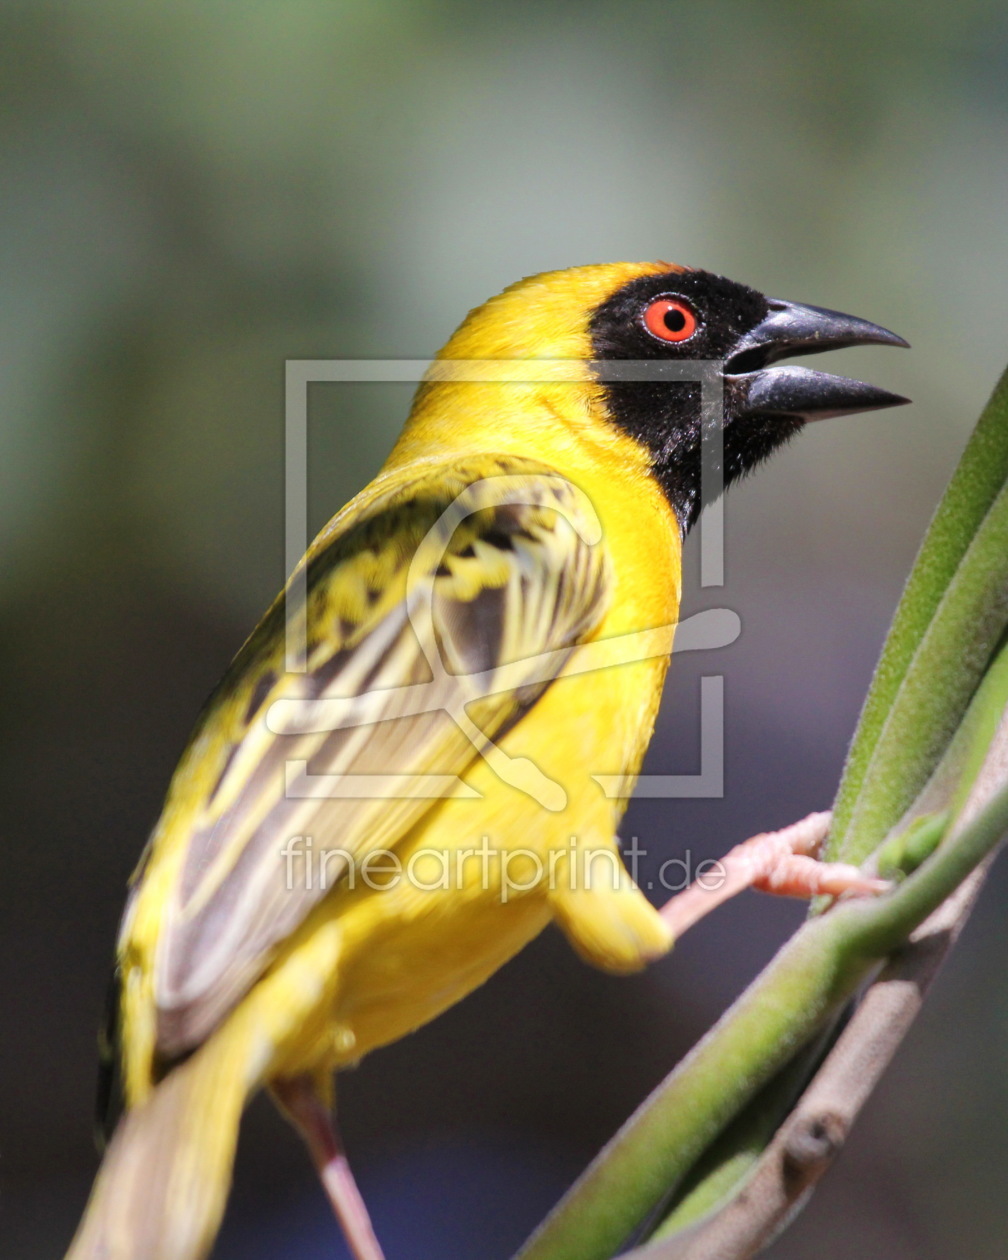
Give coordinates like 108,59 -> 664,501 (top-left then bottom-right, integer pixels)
271,386 -> 682,1074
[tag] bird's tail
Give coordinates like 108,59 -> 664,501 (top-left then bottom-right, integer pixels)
66,1020 -> 268,1260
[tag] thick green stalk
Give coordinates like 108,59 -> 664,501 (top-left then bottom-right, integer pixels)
830,367 -> 1008,862
646,1038 -> 828,1242
515,767 -> 1008,1260
513,919 -> 868,1260
641,629 -> 1008,1246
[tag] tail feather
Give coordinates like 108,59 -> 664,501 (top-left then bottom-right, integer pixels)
67,1024 -> 267,1260
70,914 -> 344,1259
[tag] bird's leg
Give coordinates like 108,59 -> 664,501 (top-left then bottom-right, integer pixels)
659,810 -> 890,939
272,1075 -> 385,1260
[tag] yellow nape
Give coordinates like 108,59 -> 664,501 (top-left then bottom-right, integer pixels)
386,260 -> 686,477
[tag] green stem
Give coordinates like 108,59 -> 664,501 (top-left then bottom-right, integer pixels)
646,1036 -> 828,1241
514,773 -> 1008,1260
830,367 -> 1008,863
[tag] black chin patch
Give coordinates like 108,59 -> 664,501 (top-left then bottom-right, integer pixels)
589,269 -> 801,532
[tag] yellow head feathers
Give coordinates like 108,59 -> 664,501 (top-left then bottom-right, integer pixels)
437,261 -> 687,362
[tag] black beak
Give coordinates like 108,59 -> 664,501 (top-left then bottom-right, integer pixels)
727,298 -> 910,422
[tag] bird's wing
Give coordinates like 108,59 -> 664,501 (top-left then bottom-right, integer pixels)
137,457 -> 610,1057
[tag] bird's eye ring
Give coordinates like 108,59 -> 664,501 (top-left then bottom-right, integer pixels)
643,297 -> 698,344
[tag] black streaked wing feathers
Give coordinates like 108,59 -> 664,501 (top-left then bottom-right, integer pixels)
147,462 -> 609,1058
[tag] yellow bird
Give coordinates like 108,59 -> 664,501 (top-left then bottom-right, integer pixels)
67,262 -> 907,1260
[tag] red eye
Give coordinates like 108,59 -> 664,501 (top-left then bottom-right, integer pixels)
643,297 -> 698,343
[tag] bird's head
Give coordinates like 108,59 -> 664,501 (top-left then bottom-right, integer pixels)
432,261 -> 909,533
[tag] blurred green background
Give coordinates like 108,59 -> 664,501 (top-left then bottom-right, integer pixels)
3,2 -> 1008,1257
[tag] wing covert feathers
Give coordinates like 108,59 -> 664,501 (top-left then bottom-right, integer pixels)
126,458 -> 610,1062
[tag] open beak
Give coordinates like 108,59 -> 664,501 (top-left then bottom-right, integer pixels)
727,298 -> 910,421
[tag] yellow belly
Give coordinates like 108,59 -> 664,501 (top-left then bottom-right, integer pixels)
125,418 -> 683,1094
266,445 -> 681,1078
264,628 -> 670,1075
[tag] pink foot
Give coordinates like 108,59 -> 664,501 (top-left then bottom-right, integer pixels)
660,811 -> 890,939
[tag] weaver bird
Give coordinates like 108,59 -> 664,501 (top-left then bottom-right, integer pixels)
67,262 -> 907,1260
